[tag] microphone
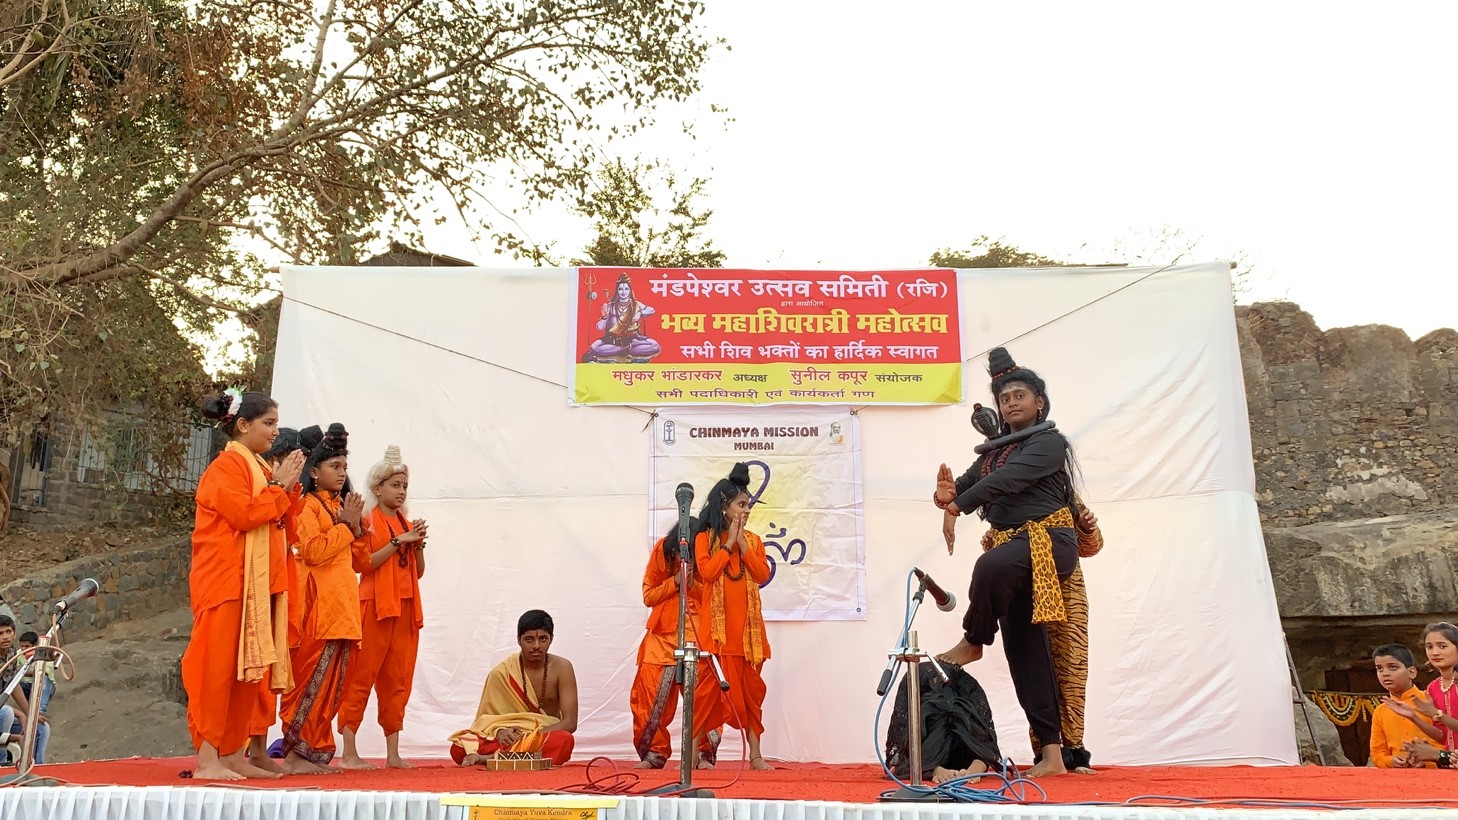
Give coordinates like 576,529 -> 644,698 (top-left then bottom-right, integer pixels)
675,483 -> 695,565
913,568 -> 957,612
54,578 -> 100,613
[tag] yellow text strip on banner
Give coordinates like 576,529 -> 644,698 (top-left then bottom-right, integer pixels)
649,406 -> 866,621
439,795 -> 619,820
571,269 -> 962,405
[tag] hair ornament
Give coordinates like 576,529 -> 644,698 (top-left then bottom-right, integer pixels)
220,387 -> 245,423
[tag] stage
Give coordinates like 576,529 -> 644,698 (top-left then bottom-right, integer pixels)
3,759 -> 1458,819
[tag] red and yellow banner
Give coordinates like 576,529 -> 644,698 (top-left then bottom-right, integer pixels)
570,269 -> 962,405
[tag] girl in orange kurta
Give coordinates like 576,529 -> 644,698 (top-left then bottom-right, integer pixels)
629,521 -> 719,769
182,390 -> 305,781
244,427 -> 307,772
692,463 -> 774,771
338,445 -> 429,770
278,423 -> 367,774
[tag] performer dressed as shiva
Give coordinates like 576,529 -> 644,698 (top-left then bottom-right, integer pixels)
932,346 -> 1086,779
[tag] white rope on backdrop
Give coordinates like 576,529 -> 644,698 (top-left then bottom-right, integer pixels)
273,262 -> 1290,765
276,261 -> 1187,403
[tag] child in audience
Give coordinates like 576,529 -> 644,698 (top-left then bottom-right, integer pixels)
1369,643 -> 1437,767
1384,624 -> 1458,755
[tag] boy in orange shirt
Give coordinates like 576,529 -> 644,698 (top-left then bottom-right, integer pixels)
1370,644 -> 1439,768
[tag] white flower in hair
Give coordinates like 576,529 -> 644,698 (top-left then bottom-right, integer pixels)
223,387 -> 245,418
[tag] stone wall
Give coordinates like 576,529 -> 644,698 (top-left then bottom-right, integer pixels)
1239,302 -> 1458,525
10,481 -> 188,532
0,537 -> 189,639
5,414 -> 211,532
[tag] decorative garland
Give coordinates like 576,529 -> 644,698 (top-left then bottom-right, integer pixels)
1305,690 -> 1385,727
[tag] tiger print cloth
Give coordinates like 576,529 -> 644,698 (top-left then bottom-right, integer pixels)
985,505 -> 1103,767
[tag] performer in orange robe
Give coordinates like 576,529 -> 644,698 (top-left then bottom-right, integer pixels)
691,463 -> 774,771
278,423 -> 367,774
182,390 -> 304,781
338,445 -> 429,769
245,428 -> 307,771
630,525 -> 719,769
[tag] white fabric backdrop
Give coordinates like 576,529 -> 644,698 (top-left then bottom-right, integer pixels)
270,262 -> 1295,766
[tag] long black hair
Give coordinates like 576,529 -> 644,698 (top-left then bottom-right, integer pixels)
263,427 -> 303,464
691,462 -> 751,546
659,514 -> 700,569
300,422 -> 353,495
978,347 -> 1081,506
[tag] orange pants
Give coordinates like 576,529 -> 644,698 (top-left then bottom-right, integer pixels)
248,644 -> 300,738
249,683 -> 278,739
181,601 -> 256,755
279,635 -> 352,764
450,731 -> 574,766
693,655 -> 766,739
337,600 -> 419,735
631,662 -> 718,766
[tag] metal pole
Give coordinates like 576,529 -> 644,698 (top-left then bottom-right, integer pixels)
648,552 -> 716,797
677,553 -> 696,790
678,641 -> 699,789
15,637 -> 47,776
1285,633 -> 1326,766
905,630 -> 923,787
674,539 -> 688,684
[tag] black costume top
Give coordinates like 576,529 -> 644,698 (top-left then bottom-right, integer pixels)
952,429 -> 1072,529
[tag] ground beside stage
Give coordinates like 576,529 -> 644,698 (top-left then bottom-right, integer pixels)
15,758 -> 1458,808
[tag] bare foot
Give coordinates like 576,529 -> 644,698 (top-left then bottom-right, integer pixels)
222,752 -> 282,780
1072,765 -> 1096,775
1023,757 -> 1067,779
931,761 -> 987,783
695,759 -> 715,770
340,755 -> 377,770
461,753 -> 484,766
750,756 -> 774,771
193,761 -> 246,781
246,755 -> 286,775
633,760 -> 657,769
936,640 -> 983,666
280,753 -> 337,775
385,756 -> 412,769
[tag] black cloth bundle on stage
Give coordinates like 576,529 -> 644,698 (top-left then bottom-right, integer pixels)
884,662 -> 1001,779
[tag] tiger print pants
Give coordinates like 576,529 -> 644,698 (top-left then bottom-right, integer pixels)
1030,565 -> 1089,762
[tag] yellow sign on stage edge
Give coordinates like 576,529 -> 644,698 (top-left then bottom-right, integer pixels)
467,807 -> 596,820
438,795 -> 620,820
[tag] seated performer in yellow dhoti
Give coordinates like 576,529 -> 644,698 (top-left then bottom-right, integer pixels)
448,610 -> 579,766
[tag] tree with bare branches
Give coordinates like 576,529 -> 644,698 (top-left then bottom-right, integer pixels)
573,158 -> 725,269
0,0 -> 715,438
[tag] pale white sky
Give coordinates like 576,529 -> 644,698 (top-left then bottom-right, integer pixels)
254,0 -> 1458,362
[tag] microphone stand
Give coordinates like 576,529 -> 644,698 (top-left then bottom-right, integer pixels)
1,599 -> 81,787
877,574 -> 950,803
648,508 -> 724,798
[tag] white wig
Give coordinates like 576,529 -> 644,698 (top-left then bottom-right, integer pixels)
362,444 -> 409,515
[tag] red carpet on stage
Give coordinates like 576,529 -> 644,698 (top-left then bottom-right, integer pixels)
19,758 -> 1458,809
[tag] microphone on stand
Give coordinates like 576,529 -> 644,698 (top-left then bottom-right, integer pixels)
912,568 -> 957,612
675,483 -> 694,562
54,578 -> 100,613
